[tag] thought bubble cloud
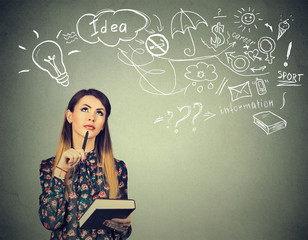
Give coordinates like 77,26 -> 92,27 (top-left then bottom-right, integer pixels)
76,9 -> 149,47
184,62 -> 218,82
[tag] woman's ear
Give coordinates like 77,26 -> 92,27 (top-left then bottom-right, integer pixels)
66,110 -> 73,124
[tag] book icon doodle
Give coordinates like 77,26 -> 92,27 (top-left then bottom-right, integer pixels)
253,111 -> 287,135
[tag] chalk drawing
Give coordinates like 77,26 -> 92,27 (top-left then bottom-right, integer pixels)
197,85 -> 204,93
231,32 -> 256,46
18,45 -> 27,50
171,8 -> 208,56
184,62 -> 218,82
145,34 -> 169,57
258,36 -> 276,64
215,77 -> 229,95
18,70 -> 30,74
33,30 -> 39,39
213,8 -> 227,19
277,16 -> 292,40
244,49 -> 262,61
220,99 -> 274,115
225,52 -> 250,72
76,9 -> 150,47
243,44 -> 250,50
250,66 -> 266,73
68,50 -> 81,56
166,111 -> 174,128
234,7 -> 263,32
203,111 -> 216,121
192,102 -> 203,132
277,70 -> 303,87
264,23 -> 273,32
118,46 -> 191,95
228,81 -> 252,102
253,111 -> 287,135
63,32 -> 78,44
18,45 -> 30,74
174,105 -> 191,133
210,22 -> 225,49
154,116 -> 164,124
284,41 -> 292,67
280,92 -> 287,109
18,7 -> 303,137
56,30 -> 62,39
253,77 -> 267,95
32,40 -> 69,87
153,14 -> 164,32
207,82 -> 214,90
155,103 -> 216,133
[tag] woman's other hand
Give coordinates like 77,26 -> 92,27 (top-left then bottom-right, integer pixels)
103,215 -> 131,233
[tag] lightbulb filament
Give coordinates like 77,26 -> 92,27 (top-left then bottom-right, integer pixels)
44,55 -> 62,76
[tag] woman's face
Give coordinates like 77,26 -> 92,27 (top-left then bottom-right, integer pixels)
66,95 -> 107,142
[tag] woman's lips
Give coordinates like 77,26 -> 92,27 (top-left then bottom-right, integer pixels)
84,125 -> 95,130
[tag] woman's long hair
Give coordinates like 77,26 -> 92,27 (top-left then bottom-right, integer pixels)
52,89 -> 119,199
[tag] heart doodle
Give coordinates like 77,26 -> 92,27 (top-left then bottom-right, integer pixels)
247,49 -> 261,61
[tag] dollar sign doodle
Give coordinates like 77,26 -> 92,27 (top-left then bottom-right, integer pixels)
210,22 -> 225,48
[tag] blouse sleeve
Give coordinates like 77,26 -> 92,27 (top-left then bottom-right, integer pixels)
38,158 -> 67,230
114,159 -> 132,239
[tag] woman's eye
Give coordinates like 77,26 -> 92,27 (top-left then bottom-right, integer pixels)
97,111 -> 104,116
81,107 -> 88,112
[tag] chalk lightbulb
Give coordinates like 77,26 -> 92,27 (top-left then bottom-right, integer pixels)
32,40 -> 69,87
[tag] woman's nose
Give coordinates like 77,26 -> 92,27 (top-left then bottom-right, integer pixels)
88,112 -> 95,121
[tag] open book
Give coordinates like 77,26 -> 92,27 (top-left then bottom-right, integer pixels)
79,199 -> 136,229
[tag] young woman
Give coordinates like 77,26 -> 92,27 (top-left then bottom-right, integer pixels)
39,89 -> 132,240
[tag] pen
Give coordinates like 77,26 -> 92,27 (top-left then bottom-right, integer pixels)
82,131 -> 89,151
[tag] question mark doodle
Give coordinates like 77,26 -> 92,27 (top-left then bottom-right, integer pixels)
174,106 -> 191,134
166,111 -> 174,128
218,8 -> 221,16
192,103 -> 203,132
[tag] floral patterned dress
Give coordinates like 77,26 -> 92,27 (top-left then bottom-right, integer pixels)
39,150 -> 132,240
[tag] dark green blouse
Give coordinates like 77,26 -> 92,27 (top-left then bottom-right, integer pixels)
39,149 -> 132,240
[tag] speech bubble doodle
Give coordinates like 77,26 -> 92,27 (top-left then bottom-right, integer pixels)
76,9 -> 150,47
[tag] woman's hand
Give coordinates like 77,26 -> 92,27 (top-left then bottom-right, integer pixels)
57,148 -> 86,171
103,215 -> 131,233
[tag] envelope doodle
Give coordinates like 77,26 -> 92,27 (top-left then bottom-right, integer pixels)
228,81 -> 252,102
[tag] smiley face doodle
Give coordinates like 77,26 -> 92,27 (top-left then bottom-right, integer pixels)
234,7 -> 263,32
241,13 -> 255,25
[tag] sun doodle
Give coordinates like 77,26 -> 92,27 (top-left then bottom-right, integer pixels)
234,7 -> 263,32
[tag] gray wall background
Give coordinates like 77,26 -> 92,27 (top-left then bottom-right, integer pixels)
1,0 -> 307,239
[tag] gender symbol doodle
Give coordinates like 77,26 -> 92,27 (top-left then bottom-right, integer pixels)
257,36 -> 276,64
18,6 -> 304,136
